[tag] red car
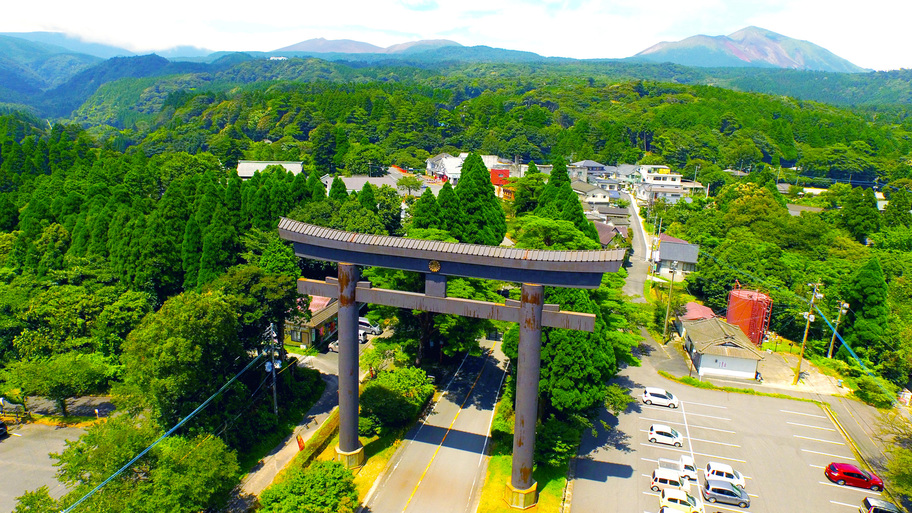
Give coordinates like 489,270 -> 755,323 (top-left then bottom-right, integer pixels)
825,462 -> 883,491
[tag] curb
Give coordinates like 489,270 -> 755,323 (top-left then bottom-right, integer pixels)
561,457 -> 576,513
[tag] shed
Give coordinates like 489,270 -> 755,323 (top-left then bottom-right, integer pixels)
681,318 -> 764,379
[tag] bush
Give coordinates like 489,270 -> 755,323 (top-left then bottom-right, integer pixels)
359,415 -> 380,437
853,375 -> 897,409
259,460 -> 357,513
359,367 -> 434,430
534,415 -> 582,467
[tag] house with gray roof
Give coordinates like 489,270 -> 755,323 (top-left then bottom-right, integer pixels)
571,180 -> 611,205
237,160 -> 303,179
680,317 -> 764,380
655,241 -> 699,278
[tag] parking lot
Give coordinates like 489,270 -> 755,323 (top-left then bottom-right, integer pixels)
0,422 -> 84,513
572,361 -> 883,513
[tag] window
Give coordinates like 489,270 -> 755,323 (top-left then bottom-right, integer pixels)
290,330 -> 301,342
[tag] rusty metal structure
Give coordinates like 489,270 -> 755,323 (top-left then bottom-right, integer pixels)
278,218 -> 624,509
726,287 -> 773,346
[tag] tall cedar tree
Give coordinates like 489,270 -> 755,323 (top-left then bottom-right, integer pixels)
181,216 -> 203,289
437,180 -> 466,241
884,187 -> 912,227
329,176 -> 348,202
842,186 -> 881,243
843,257 -> 890,363
197,204 -> 238,286
359,182 -> 377,213
291,170 -> 309,206
307,170 -> 326,201
409,188 -> 442,230
535,157 -> 570,217
558,182 -> 600,243
454,153 -> 506,245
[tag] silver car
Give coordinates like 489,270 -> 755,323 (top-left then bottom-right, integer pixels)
701,479 -> 749,508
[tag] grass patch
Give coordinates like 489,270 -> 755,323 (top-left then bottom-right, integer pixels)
761,339 -> 801,354
658,370 -> 820,404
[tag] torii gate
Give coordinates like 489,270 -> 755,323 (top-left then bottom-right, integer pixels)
278,218 -> 624,509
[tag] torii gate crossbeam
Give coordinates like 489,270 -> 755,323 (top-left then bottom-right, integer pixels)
278,218 -> 624,509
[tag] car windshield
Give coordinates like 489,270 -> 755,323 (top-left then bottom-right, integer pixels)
671,428 -> 681,437
860,469 -> 872,480
667,392 -> 675,400
686,495 -> 696,506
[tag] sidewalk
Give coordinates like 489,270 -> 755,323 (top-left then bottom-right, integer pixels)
227,370 -> 340,512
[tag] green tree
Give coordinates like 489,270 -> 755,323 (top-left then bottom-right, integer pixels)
5,353 -> 114,416
375,185 -> 403,236
842,258 -> 890,364
197,204 -> 238,286
329,176 -> 348,202
437,180 -> 465,241
842,187 -> 882,243
180,215 -> 203,290
884,187 -> 912,228
359,182 -> 377,213
259,461 -> 357,513
454,153 -> 506,245
409,188 -> 441,230
396,175 -> 423,196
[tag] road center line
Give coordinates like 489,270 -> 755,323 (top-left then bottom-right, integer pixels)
794,435 -> 844,445
788,421 -> 836,431
781,409 -> 826,418
803,448 -> 853,459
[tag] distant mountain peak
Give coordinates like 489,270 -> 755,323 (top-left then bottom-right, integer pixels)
634,26 -> 867,73
273,37 -> 461,55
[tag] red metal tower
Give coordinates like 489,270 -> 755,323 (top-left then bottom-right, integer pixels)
726,284 -> 772,345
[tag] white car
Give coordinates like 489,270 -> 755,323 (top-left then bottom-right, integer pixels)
703,461 -> 746,489
649,424 -> 684,447
660,488 -> 704,513
643,387 -> 680,408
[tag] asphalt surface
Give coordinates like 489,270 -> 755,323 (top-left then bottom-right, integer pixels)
0,423 -> 85,513
362,342 -> 506,513
621,191 -> 650,303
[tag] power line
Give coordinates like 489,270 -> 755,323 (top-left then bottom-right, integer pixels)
60,354 -> 265,513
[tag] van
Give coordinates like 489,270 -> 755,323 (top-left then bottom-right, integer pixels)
658,455 -> 698,481
359,317 -> 381,336
651,468 -> 689,493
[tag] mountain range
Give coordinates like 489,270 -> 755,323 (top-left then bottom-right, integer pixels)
633,26 -> 867,73
274,38 -> 460,55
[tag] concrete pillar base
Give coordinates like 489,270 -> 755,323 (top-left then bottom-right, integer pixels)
504,481 -> 537,509
335,445 -> 364,469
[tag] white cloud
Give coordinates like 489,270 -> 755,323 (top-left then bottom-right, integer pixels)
0,0 -> 909,69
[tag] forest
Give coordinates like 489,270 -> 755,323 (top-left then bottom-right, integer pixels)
1,58 -> 911,510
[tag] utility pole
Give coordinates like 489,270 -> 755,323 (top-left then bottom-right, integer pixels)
793,283 -> 822,385
662,261 -> 679,343
267,323 -> 279,417
827,302 -> 849,358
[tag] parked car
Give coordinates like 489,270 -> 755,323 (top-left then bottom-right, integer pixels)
660,488 -> 704,513
859,497 -> 902,513
659,455 -> 698,481
649,424 -> 684,447
359,317 -> 381,336
825,462 -> 883,491
703,461 -> 746,488
651,468 -> 690,493
701,479 -> 750,508
643,387 -> 680,408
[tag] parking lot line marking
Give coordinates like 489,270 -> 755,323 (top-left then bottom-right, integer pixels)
788,421 -> 836,431
11,433 -> 22,437
689,437 -> 740,448
830,500 -> 858,508
639,417 -> 736,434
781,409 -> 826,418
819,481 -> 882,495
748,493 -> 759,498
684,401 -> 727,409
794,434 -> 845,445
639,443 -> 747,463
809,464 -> 826,469
643,404 -> 684,413
684,412 -> 731,421
641,457 -> 658,463
691,424 -> 736,434
702,502 -> 751,513
803,448 -> 853,459
641,491 -> 660,497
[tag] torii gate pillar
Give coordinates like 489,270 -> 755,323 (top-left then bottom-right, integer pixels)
506,283 -> 544,508
335,263 -> 364,467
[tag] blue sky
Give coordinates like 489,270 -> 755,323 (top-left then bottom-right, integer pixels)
2,0 -> 907,70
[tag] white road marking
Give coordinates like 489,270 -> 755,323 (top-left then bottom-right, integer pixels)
639,417 -> 735,434
781,409 -> 825,419
685,401 -> 727,409
689,437 -> 740,448
748,493 -> 759,498
788,421 -> 836,431
819,481 -> 882,495
803,448 -> 853,459
642,491 -> 660,497
639,443 -> 746,463
831,500 -> 859,507
810,464 -> 826,469
643,404 -> 684,413
641,457 -> 658,463
684,412 -> 731,421
11,433 -> 22,437
795,435 -> 844,445
702,502 -> 751,512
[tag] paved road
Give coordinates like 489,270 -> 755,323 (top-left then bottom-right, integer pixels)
0,423 -> 84,513
622,191 -> 650,302
362,342 -> 506,513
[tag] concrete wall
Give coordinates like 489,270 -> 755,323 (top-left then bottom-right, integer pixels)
695,353 -> 757,379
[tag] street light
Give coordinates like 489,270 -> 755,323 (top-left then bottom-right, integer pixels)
662,260 -> 679,344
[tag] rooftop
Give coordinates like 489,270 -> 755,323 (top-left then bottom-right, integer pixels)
683,317 -> 764,361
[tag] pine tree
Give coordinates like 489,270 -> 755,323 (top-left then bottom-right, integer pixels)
198,205 -> 238,286
454,153 -> 506,245
181,215 -> 203,289
557,183 -> 600,243
225,173 -> 243,229
536,157 -> 569,214
410,188 -> 442,230
884,187 -> 912,227
307,170 -> 326,201
291,171 -> 309,206
842,187 -> 881,243
842,258 -> 890,363
438,181 -> 466,242
0,194 -> 18,231
359,182 -> 377,213
329,176 -> 348,202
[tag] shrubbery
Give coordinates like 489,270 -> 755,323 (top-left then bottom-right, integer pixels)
359,366 -> 434,435
259,460 -> 357,513
535,415 -> 582,467
853,374 -> 897,409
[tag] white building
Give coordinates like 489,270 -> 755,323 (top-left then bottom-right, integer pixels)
635,165 -> 685,205
236,161 -> 303,179
681,317 -> 764,380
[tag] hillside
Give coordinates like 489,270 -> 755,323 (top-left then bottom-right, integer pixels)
634,26 -> 867,73
0,34 -> 102,91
